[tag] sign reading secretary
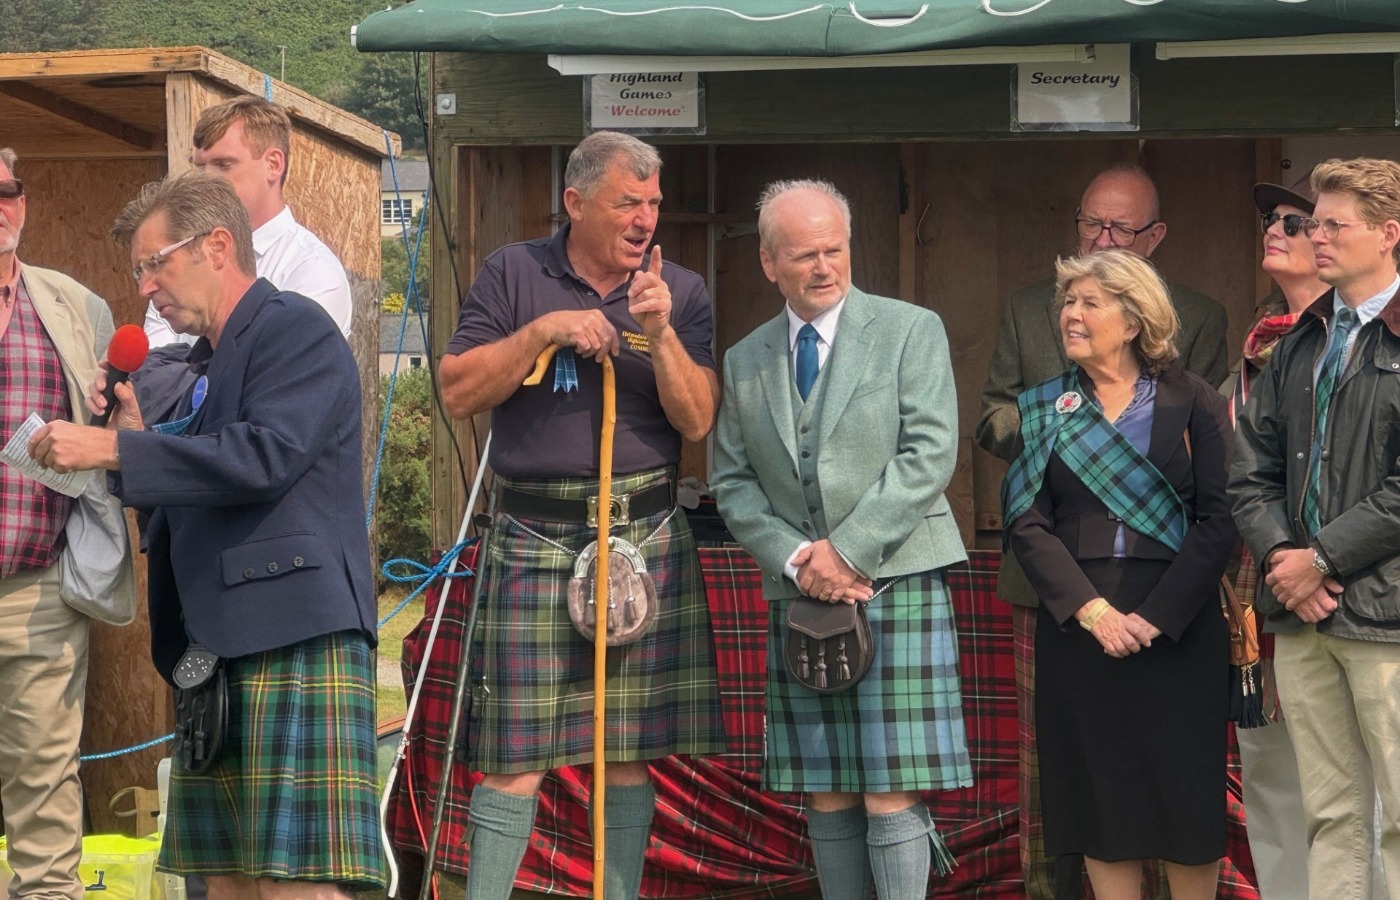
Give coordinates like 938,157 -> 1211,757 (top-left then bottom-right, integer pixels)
1015,44 -> 1135,131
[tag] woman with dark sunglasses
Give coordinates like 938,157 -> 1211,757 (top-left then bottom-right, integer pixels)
1227,172 -> 1325,900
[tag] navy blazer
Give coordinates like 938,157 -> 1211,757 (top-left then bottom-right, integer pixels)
115,279 -> 376,682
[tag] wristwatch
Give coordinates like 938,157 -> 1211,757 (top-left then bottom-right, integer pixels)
1311,549 -> 1333,577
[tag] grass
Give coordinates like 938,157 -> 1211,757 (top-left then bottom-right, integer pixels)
376,584 -> 425,726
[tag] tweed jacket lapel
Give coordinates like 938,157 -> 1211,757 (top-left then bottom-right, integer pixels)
24,267 -> 97,423
818,288 -> 876,446
753,311 -> 799,466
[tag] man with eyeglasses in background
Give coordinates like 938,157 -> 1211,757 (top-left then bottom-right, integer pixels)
0,147 -> 130,899
1231,156 -> 1400,900
977,161 -> 1228,900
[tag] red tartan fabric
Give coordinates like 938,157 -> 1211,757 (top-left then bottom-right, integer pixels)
387,548 -> 1259,898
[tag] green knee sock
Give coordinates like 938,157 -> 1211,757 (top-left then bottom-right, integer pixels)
867,804 -> 954,900
465,783 -> 537,900
594,781 -> 656,900
806,805 -> 873,900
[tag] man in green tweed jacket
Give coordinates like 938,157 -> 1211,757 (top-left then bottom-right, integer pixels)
713,178 -> 972,900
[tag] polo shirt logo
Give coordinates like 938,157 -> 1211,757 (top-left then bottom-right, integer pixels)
622,330 -> 650,353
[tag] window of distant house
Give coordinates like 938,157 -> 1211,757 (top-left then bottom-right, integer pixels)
382,198 -> 414,224
410,356 -> 422,369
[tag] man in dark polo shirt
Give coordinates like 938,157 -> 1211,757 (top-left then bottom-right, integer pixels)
435,130 -> 725,900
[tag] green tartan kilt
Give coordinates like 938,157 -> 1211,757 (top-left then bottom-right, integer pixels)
159,630 -> 385,889
467,468 -> 727,773
764,569 -> 974,794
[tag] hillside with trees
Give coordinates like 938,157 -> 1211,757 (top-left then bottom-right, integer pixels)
0,0 -> 427,151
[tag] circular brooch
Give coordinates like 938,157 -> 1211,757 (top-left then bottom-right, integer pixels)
1055,391 -> 1083,415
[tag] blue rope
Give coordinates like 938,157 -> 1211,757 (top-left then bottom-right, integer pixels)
263,74 -> 273,101
378,537 -> 477,629
365,133 -> 432,529
80,733 -> 175,763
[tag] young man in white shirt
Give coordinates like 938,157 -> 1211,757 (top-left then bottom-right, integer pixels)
143,96 -> 353,346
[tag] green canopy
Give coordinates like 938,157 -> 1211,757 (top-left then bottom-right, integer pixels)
353,0 -> 1400,55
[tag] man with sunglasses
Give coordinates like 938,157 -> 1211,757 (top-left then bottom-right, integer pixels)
0,147 -> 131,899
977,162 -> 1228,900
1231,156 -> 1400,900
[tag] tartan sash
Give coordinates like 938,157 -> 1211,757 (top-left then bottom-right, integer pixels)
1001,366 -> 1187,553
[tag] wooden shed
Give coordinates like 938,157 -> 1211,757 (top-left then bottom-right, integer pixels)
351,1 -> 1400,551
0,46 -> 400,831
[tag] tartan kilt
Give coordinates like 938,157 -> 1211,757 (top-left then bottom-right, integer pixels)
764,568 -> 973,794
159,630 -> 384,889
468,468 -> 727,773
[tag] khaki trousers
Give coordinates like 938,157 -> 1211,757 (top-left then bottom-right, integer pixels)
0,565 -> 88,900
1275,626 -> 1400,900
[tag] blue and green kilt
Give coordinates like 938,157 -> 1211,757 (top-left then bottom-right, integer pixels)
159,630 -> 384,889
765,569 -> 974,794
467,467 -> 727,773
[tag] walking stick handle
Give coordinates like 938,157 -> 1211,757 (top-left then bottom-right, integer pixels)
523,344 -> 562,386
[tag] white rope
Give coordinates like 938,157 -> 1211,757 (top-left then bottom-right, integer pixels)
577,4 -> 826,21
847,2 -> 929,26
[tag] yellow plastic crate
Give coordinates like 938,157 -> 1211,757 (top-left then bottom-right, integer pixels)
0,834 -> 162,899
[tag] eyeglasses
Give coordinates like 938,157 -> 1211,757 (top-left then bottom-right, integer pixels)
1261,211 -> 1308,238
1300,217 -> 1367,240
0,179 -> 23,200
1075,214 -> 1159,248
130,232 -> 208,284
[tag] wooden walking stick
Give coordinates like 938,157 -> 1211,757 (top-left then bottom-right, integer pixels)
525,345 -> 615,898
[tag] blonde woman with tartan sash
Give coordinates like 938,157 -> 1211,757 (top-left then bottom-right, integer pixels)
1003,251 -> 1235,900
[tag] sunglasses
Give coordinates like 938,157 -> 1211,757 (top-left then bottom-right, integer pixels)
0,179 -> 22,200
1260,211 -> 1306,237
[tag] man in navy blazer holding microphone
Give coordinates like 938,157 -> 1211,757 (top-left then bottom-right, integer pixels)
29,169 -> 383,899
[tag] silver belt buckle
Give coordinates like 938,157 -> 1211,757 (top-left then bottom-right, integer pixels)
587,492 -> 631,528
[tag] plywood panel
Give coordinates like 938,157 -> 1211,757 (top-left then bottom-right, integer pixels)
19,157 -> 164,327
1145,138 -> 1261,366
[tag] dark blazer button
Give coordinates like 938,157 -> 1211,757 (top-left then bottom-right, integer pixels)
293,556 -> 305,567
243,568 -> 254,579
267,562 -> 279,573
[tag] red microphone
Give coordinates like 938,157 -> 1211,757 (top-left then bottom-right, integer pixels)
92,325 -> 150,426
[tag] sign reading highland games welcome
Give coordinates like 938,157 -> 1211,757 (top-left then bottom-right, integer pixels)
1015,44 -> 1135,131
587,73 -> 704,133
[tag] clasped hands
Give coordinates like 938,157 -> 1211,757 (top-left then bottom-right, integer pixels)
1077,598 -> 1162,658
795,539 -> 874,605
1264,547 -> 1341,624
26,363 -> 144,474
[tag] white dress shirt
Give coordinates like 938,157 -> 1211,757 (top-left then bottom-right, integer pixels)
144,205 -> 354,347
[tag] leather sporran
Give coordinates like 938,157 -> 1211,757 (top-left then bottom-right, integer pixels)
1220,575 -> 1265,728
173,664 -> 228,775
784,597 -> 874,694
566,537 -> 659,646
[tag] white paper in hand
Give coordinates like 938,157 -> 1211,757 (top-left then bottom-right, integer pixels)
1,412 -> 93,498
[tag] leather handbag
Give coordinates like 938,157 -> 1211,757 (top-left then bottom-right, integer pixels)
784,597 -> 874,694
1220,575 -> 1265,728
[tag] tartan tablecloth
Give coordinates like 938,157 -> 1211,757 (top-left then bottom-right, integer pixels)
387,548 -> 1258,898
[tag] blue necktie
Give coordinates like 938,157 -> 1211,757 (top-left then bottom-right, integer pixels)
795,324 -> 819,401
1303,306 -> 1358,536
